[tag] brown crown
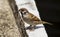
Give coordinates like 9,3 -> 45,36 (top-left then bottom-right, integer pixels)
19,8 -> 28,12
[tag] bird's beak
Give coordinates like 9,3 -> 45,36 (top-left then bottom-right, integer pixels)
18,9 -> 22,14
18,9 -> 21,12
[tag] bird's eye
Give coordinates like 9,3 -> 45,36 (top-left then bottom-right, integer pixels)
23,12 -> 27,14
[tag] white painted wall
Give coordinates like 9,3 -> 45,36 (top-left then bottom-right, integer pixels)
15,0 -> 48,37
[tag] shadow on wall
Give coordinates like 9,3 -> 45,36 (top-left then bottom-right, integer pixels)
35,0 -> 60,37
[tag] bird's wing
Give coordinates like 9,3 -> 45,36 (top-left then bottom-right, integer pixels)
28,13 -> 42,24
28,13 -> 40,21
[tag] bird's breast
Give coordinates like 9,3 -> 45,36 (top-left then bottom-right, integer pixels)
23,17 -> 34,25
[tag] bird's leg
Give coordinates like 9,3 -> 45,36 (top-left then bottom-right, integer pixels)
29,25 -> 36,31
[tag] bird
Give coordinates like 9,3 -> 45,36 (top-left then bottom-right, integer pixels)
19,8 -> 53,30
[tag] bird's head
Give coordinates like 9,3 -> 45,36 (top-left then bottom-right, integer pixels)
19,8 -> 28,15
19,8 -> 29,18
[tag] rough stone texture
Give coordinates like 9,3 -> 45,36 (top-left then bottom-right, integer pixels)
0,0 -> 28,37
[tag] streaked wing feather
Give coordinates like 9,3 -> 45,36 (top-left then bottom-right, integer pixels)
28,13 -> 41,24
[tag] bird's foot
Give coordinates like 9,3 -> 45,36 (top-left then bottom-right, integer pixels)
28,25 -> 36,31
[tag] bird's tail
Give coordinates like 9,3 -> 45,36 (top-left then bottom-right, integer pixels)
42,21 -> 53,25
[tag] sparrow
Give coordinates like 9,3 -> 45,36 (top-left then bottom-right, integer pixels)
19,8 -> 52,30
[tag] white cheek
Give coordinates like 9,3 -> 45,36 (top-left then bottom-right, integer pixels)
23,14 -> 28,18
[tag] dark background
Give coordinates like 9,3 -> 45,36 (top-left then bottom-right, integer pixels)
35,0 -> 60,37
